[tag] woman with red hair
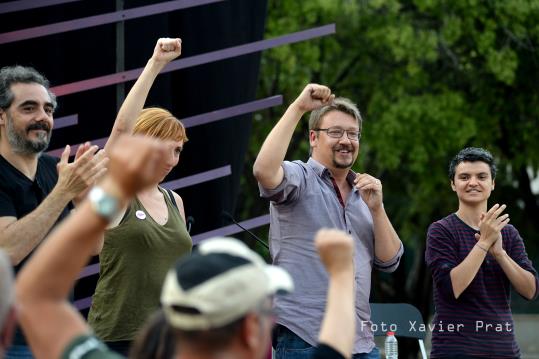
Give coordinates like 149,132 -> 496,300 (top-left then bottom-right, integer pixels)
88,38 -> 191,355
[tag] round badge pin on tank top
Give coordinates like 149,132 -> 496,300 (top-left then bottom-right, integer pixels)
135,210 -> 147,220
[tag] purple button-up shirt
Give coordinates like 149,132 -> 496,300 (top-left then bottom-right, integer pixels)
259,158 -> 403,354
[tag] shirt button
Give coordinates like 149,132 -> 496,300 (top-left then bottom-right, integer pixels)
348,230 -> 352,234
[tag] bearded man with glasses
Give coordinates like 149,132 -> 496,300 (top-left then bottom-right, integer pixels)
253,84 -> 404,359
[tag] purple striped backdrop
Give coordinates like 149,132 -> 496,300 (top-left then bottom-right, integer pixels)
53,114 -> 78,130
74,297 -> 93,311
181,95 -> 283,128
0,0 -> 225,44
47,137 -> 107,157
77,263 -> 99,279
162,165 -> 231,190
52,95 -> 282,132
47,95 -> 283,155
49,24 -> 335,96
0,0 -> 83,15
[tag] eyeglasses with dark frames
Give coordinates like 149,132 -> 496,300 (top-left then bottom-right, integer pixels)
313,127 -> 361,141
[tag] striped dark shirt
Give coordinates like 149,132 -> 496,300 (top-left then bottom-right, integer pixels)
425,213 -> 539,358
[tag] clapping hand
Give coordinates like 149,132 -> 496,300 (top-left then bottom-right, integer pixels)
475,204 -> 509,258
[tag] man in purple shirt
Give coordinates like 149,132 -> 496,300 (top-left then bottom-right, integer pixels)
253,84 -> 403,358
426,147 -> 538,358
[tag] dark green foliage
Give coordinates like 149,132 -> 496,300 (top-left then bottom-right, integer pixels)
239,0 -> 539,321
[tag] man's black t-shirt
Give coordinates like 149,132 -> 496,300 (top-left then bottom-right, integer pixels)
0,153 -> 72,346
0,153 -> 71,272
0,154 -> 72,273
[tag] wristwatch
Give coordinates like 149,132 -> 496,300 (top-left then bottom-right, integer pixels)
89,186 -> 119,221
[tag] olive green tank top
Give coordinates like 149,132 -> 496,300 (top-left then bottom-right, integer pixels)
88,187 -> 191,341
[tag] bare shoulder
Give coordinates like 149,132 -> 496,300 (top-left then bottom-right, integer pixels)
170,191 -> 184,206
170,190 -> 186,221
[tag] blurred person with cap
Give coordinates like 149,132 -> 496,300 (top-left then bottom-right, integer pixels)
133,228 -> 355,359
159,236 -> 293,359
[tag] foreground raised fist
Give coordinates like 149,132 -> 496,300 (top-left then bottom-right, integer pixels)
103,135 -> 169,199
315,228 -> 354,275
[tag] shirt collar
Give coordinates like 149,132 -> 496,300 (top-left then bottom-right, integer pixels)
307,157 -> 357,188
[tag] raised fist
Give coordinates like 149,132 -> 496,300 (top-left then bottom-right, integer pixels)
315,228 -> 354,275
152,37 -> 182,64
292,84 -> 334,113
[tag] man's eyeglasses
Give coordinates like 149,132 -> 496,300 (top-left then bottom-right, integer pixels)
313,127 -> 361,141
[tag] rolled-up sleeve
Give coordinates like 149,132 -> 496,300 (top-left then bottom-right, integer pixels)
374,241 -> 404,273
258,161 -> 306,204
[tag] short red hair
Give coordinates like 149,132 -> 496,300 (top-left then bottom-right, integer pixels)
133,107 -> 188,143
